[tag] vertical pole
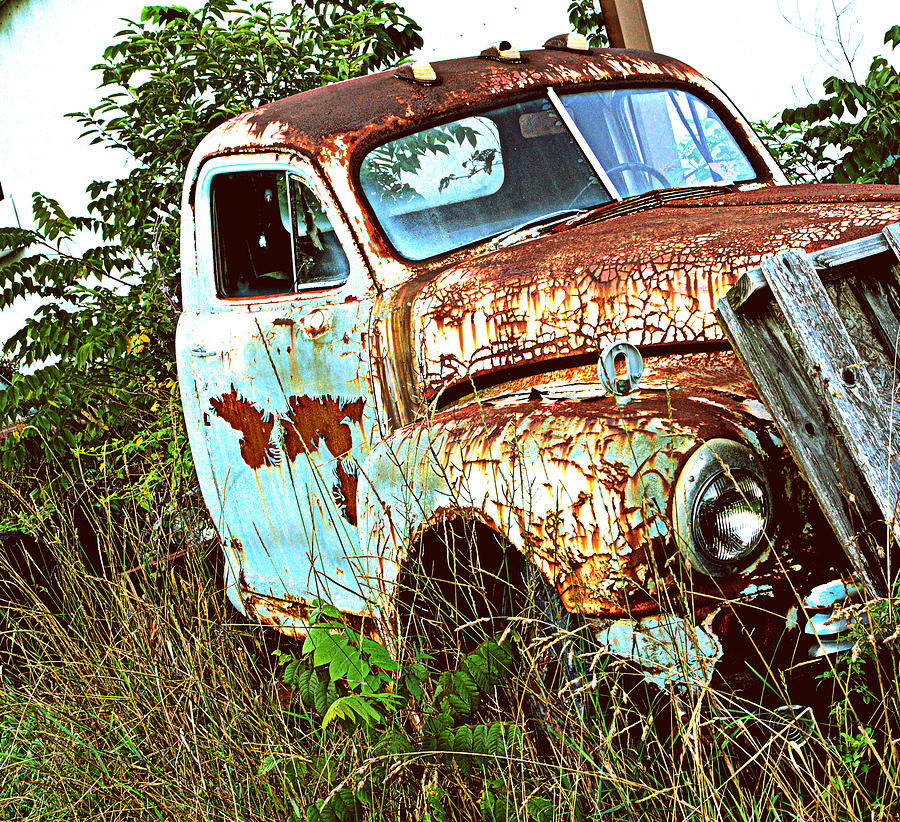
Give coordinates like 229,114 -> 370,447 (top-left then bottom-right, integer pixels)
598,0 -> 654,51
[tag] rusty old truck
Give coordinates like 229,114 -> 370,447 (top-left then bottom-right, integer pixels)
175,36 -> 900,702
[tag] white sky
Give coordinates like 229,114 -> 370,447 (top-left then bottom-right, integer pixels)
403,0 -> 899,121
642,0 -> 899,121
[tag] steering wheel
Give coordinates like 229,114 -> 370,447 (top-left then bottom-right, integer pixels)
605,162 -> 671,190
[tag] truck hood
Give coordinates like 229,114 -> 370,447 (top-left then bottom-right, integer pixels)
405,184 -> 900,401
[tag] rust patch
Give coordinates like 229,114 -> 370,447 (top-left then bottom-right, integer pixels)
280,394 -> 365,460
209,385 -> 277,469
241,584 -> 378,639
280,394 -> 366,525
230,537 -> 245,561
403,388 -> 779,617
207,389 -> 365,523
410,193 -> 900,402
232,48 -> 713,164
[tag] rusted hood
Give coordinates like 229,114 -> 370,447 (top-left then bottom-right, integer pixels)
411,184 -> 900,399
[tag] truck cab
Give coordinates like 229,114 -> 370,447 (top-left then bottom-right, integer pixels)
177,37 -> 900,698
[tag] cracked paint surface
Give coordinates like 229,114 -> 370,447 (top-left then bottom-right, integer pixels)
410,190 -> 900,401
358,353 -> 778,619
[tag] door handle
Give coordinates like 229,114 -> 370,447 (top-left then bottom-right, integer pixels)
191,346 -> 217,358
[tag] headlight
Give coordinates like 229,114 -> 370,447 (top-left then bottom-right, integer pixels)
673,439 -> 773,576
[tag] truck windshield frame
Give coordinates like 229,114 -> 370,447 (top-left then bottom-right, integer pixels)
358,85 -> 759,261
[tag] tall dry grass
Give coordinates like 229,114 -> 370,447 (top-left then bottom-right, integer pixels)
0,470 -> 897,821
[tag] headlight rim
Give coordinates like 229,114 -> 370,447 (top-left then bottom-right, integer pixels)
672,438 -> 774,578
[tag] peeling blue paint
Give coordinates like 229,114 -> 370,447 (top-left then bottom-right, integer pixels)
592,613 -> 722,690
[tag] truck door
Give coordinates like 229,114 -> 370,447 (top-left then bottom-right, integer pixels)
176,153 -> 378,623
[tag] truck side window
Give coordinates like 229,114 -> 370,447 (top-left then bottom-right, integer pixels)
210,170 -> 350,298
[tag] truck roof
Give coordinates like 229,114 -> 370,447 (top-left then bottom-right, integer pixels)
191,46 -> 724,173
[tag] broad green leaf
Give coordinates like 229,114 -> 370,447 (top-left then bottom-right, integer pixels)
321,694 -> 384,729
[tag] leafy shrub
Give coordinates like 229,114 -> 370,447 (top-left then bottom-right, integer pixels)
0,0 -> 422,505
0,357 -> 14,384
3,475 -> 899,821
273,604 -> 549,822
761,25 -> 900,184
567,0 -> 608,47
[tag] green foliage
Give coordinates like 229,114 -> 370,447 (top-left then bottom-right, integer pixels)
360,123 -> 481,204
0,355 -> 14,383
753,118 -> 834,183
274,621 -> 538,822
276,600 -> 404,729
567,0 -> 608,47
761,25 -> 900,184
3,477 -> 900,820
0,0 -> 422,501
302,601 -> 401,692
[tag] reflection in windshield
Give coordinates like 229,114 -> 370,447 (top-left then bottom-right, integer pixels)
359,86 -> 756,260
559,88 -> 755,198
360,99 -> 610,260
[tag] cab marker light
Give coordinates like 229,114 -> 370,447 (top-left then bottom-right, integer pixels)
480,41 -> 524,63
396,60 -> 440,85
544,32 -> 591,53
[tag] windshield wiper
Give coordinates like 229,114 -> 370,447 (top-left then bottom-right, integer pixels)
490,207 -> 593,248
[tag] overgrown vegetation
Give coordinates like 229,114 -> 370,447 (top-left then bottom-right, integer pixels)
0,0 -> 421,499
760,24 -> 900,183
2,2 -> 900,820
566,0 -> 607,47
0,475 -> 899,820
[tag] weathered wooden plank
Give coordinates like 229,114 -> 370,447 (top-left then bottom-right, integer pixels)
728,231 -> 897,313
826,266 -> 900,417
850,270 -> 900,375
717,293 -> 887,595
720,224 -> 900,596
725,267 -> 769,312
884,223 -> 900,261
760,250 -> 900,592
812,232 -> 890,270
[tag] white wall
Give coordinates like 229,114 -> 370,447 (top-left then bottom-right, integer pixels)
643,0 -> 899,122
402,0 -> 569,60
0,0 -> 145,229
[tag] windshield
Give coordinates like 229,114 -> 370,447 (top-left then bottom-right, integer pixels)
359,85 -> 757,260
558,87 -> 755,197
